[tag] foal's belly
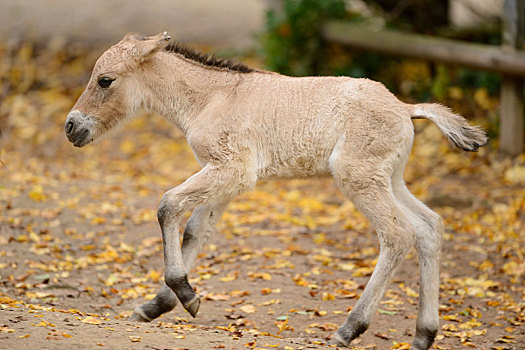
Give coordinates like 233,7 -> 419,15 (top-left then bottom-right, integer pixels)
256,148 -> 333,180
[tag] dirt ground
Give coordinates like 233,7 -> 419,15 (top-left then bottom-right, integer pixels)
1,42 -> 524,350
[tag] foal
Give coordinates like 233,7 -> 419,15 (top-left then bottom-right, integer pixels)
65,32 -> 487,349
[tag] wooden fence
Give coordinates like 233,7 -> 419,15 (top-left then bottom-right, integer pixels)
321,0 -> 524,155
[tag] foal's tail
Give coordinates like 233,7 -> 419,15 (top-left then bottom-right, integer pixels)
409,103 -> 488,152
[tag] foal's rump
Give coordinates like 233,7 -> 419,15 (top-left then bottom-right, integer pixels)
334,77 -> 487,153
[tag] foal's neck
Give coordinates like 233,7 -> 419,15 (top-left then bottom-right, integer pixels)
141,51 -> 246,134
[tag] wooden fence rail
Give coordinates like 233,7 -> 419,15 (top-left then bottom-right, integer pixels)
321,0 -> 524,155
322,21 -> 525,78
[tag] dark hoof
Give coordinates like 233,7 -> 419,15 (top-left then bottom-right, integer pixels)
332,320 -> 368,347
412,327 -> 438,350
129,307 -> 152,322
183,296 -> 201,318
331,331 -> 350,347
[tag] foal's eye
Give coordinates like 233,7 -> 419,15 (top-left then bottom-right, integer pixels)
98,77 -> 114,89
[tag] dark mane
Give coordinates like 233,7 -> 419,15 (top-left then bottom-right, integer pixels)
165,43 -> 254,73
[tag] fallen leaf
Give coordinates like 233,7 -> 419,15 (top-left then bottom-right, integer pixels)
82,316 -> 102,325
240,305 -> 256,314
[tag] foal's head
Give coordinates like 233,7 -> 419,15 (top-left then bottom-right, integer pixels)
65,32 -> 170,147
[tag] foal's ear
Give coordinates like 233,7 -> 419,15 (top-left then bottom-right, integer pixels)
122,32 -> 171,63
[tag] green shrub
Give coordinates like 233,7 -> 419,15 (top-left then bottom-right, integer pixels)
261,0 -> 347,76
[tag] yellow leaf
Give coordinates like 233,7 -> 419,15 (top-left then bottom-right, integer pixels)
219,272 -> 238,282
352,267 -> 374,277
473,88 -> 495,110
119,242 -> 135,253
147,269 -> 161,282
472,329 -> 487,336
29,231 -> 40,243
16,235 -> 29,243
104,274 -> 119,287
497,336 -> 516,344
91,217 -> 106,225
248,272 -> 272,280
321,292 -> 335,301
34,321 -> 56,327
144,294 -> 156,300
82,316 -> 102,325
204,293 -> 230,301
260,299 -> 280,306
240,305 -> 256,314
391,341 -> 411,349
260,273 -> 272,280
34,291 -> 54,299
28,185 -> 46,202
200,273 -> 212,280
120,140 -> 135,154
405,286 -> 418,298
313,233 -> 326,244
129,336 -> 142,342
448,86 -> 463,100
276,318 -> 289,335
442,324 -> 458,332
504,165 -> 525,184
443,314 -> 461,322
293,276 -> 308,287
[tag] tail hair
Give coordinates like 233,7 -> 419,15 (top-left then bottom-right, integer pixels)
410,103 -> 488,152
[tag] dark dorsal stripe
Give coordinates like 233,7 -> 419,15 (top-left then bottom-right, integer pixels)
165,43 -> 254,73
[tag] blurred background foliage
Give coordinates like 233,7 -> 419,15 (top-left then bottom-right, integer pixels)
260,0 -> 504,139
0,0 -> 512,144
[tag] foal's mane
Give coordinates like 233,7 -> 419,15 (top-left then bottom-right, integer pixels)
165,43 -> 254,73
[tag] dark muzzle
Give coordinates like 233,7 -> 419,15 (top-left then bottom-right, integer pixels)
65,110 -> 93,147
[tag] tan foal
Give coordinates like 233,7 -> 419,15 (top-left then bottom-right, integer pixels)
65,32 -> 487,349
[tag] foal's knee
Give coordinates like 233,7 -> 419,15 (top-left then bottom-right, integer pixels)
157,191 -> 184,226
157,194 -> 172,227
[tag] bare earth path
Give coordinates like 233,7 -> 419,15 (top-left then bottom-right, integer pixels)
1,42 -> 524,350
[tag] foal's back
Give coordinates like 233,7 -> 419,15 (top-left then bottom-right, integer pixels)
213,74 -> 412,179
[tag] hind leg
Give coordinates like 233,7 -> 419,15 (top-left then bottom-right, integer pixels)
330,147 -> 416,346
393,179 -> 443,349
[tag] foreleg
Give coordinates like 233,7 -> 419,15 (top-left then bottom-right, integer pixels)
130,203 -> 228,321
157,164 -> 255,317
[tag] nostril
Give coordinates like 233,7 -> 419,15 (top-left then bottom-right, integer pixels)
66,121 -> 75,134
